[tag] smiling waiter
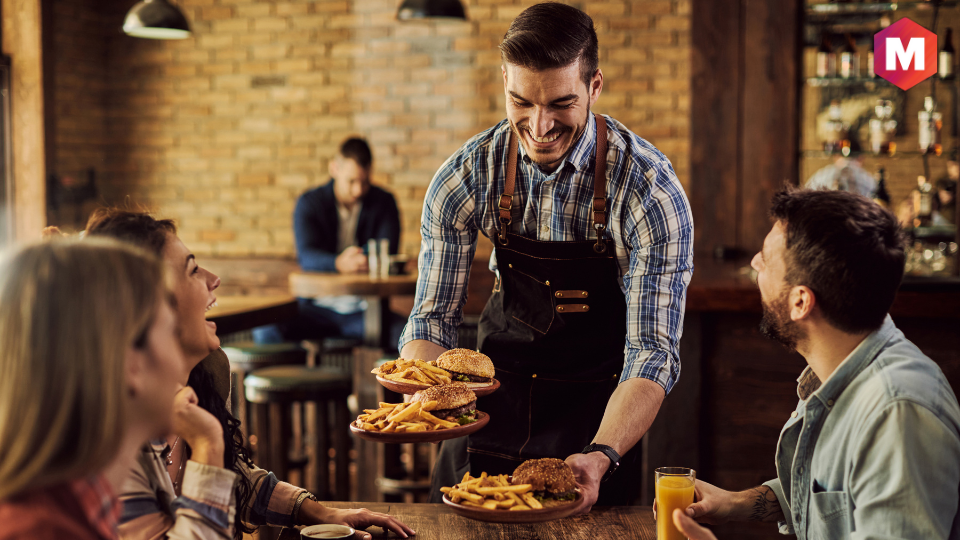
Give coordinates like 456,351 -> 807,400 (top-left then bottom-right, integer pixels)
399,2 -> 694,511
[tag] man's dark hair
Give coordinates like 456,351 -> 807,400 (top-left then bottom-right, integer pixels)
499,2 -> 599,87
770,186 -> 906,334
339,137 -> 373,169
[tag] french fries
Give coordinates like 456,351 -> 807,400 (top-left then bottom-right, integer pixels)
354,400 -> 458,433
441,472 -> 548,511
372,358 -> 453,387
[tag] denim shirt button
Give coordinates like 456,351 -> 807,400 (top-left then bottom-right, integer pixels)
827,399 -> 835,407
798,467 -> 803,474
791,411 -> 798,418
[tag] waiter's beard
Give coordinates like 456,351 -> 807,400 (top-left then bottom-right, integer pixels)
509,110 -> 589,170
759,291 -> 804,351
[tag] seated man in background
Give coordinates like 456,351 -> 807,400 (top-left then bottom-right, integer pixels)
670,187 -> 960,540
254,137 -> 407,350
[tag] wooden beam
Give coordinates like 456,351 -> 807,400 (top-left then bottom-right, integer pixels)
1,0 -> 46,242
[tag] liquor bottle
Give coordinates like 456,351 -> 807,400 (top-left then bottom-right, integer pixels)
919,96 -> 943,155
873,168 -> 891,209
817,34 -> 837,78
913,176 -> 934,227
940,28 -> 955,79
840,34 -> 860,79
867,39 -> 875,78
824,100 -> 848,153
869,100 -> 897,155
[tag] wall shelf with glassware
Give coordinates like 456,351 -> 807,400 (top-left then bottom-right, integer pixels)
807,2 -> 958,16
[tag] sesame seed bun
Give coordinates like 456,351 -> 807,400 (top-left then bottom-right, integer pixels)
436,348 -> 495,379
511,458 -> 576,496
411,382 -> 477,410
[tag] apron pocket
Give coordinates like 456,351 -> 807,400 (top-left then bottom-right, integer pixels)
522,376 -> 617,458
503,267 -> 554,335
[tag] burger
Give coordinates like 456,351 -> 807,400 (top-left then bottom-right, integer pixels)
412,382 -> 478,425
435,348 -> 495,384
511,458 -> 578,503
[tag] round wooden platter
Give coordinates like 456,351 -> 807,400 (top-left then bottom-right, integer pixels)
376,376 -> 501,397
442,490 -> 583,523
349,411 -> 489,444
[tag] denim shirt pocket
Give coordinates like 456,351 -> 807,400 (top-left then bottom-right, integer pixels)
808,490 -> 852,540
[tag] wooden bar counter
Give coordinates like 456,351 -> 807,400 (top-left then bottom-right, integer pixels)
278,503 -> 656,540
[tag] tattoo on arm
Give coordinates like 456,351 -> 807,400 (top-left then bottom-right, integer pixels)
747,486 -> 783,523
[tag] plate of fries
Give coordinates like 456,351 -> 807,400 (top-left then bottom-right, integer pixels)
350,400 -> 489,443
440,472 -> 583,523
373,358 -> 500,397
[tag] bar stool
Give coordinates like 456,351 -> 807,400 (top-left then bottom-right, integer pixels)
223,342 -> 307,437
245,366 -> 353,501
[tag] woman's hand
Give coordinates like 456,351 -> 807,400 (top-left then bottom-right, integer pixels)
301,500 -> 415,540
170,386 -> 224,467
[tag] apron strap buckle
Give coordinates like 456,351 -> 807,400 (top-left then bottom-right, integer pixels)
499,217 -> 511,246
593,223 -> 607,253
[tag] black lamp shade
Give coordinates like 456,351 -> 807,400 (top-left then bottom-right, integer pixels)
123,0 -> 191,39
397,0 -> 467,21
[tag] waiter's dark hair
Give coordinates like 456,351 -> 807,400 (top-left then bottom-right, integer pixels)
339,137 -> 373,169
499,2 -> 599,87
770,186 -> 906,334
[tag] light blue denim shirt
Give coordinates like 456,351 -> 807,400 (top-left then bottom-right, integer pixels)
763,316 -> 960,539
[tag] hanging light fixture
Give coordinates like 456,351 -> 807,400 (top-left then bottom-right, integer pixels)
123,0 -> 191,40
397,0 -> 467,21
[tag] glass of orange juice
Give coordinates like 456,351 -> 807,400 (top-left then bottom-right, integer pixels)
655,467 -> 696,540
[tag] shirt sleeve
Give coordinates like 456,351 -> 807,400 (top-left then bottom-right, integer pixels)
619,161 -> 693,394
118,457 -> 239,540
294,193 -> 338,272
848,400 -> 960,540
399,154 -> 479,351
761,477 -> 795,536
237,460 -> 309,529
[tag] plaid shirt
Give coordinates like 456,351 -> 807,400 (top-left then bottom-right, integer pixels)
71,475 -> 122,540
399,114 -> 694,393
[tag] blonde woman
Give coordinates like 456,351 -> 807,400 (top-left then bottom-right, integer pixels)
0,239 -> 215,540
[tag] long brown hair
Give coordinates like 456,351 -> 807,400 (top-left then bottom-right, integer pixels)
0,239 -> 164,499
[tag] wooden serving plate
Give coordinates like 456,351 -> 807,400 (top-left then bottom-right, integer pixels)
442,490 -> 583,523
376,376 -> 500,397
349,411 -> 489,444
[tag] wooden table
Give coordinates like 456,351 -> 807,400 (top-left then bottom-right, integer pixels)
289,272 -> 419,348
205,295 -> 298,335
277,502 -> 656,539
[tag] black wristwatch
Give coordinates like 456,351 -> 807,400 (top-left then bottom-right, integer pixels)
582,443 -> 621,482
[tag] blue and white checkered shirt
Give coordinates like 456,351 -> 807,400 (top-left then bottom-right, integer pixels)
399,114 -> 694,393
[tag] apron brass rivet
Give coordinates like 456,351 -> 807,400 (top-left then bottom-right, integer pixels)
581,291 -> 588,297
532,374 -> 537,378
557,306 -> 564,312
582,305 -> 588,310
508,263 -> 513,268
555,292 -> 562,298
545,280 -> 550,286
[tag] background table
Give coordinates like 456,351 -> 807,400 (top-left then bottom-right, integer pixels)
277,502 -> 656,540
206,295 -> 297,335
289,272 -> 418,348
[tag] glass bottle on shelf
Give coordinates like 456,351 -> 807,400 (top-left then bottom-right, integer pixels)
913,175 -> 934,228
940,28 -> 954,80
824,100 -> 849,154
840,34 -> 859,79
918,96 -> 943,155
873,168 -> 891,209
869,100 -> 897,155
817,34 -> 837,78
867,39 -> 875,78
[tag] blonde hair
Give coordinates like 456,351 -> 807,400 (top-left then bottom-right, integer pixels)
0,238 -> 165,499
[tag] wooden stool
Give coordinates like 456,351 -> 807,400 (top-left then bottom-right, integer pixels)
245,366 -> 352,501
223,342 -> 307,438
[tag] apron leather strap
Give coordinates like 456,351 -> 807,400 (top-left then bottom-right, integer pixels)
499,113 -> 609,250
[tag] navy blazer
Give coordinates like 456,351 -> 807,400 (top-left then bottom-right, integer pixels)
294,180 -> 401,272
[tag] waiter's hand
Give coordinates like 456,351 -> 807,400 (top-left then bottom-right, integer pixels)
336,246 -> 369,274
564,452 -> 608,515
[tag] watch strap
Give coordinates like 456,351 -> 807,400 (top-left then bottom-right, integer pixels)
582,443 -> 621,482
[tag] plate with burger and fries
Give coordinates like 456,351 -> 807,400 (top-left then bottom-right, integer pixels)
372,349 -> 500,397
350,382 -> 489,443
440,458 -> 583,523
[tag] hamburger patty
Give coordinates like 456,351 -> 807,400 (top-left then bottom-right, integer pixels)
448,371 -> 492,383
533,489 -> 577,500
432,400 -> 477,419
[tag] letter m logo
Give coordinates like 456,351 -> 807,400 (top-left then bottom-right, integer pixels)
875,18 -> 937,90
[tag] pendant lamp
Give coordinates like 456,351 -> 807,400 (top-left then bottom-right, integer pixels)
123,0 -> 191,40
397,0 -> 467,21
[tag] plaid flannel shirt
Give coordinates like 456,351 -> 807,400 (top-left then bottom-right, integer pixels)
399,114 -> 693,393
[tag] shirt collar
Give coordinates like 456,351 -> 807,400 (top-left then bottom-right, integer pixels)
796,315 -> 897,404
69,475 -> 121,540
517,112 -> 598,174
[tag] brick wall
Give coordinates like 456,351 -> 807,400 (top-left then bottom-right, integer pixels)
51,0 -> 691,262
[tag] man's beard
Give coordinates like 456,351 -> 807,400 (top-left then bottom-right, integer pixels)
759,292 -> 803,350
